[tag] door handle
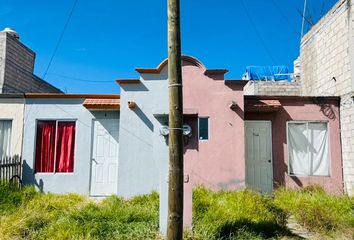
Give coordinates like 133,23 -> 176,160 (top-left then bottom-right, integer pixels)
268,160 -> 271,163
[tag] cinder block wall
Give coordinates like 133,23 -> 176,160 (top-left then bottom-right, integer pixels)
244,81 -> 301,96
300,0 -> 352,96
340,93 -> 354,195
300,0 -> 354,194
0,32 -> 61,93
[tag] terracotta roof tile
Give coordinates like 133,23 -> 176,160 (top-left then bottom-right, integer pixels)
83,98 -> 120,110
245,99 -> 281,112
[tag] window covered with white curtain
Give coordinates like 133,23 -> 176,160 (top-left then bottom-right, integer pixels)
287,122 -> 330,176
0,120 -> 12,160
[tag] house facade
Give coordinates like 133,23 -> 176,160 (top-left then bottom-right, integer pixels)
244,0 -> 354,195
21,94 -> 120,195
117,56 -> 343,232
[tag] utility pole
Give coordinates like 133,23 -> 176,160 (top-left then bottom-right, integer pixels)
167,0 -> 183,239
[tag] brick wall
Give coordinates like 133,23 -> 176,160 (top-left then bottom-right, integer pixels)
300,0 -> 354,194
0,32 -> 61,93
244,81 -> 301,96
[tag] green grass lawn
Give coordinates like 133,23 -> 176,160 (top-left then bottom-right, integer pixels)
0,183 -> 353,240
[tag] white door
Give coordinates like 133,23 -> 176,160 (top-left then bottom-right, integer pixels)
90,119 -> 119,196
245,121 -> 273,193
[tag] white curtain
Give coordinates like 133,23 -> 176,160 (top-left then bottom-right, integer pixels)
0,120 -> 12,160
288,122 -> 329,176
288,123 -> 310,175
309,123 -> 329,176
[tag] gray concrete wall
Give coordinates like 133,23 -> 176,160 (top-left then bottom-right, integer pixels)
300,0 -> 354,194
300,0 -> 352,96
244,81 -> 301,96
22,98 -> 119,195
0,32 -> 61,93
118,67 -> 169,233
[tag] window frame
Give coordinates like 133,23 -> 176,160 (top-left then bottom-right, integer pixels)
34,119 -> 77,174
286,120 -> 331,177
198,117 -> 210,141
0,119 -> 13,159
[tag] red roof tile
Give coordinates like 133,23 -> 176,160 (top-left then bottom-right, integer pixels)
83,98 -> 120,110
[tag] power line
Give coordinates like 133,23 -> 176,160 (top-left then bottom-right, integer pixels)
42,0 -> 79,80
47,73 -> 114,83
270,0 -> 301,37
239,0 -> 277,64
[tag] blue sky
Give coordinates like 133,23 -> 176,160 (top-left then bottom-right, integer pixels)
0,0 -> 337,93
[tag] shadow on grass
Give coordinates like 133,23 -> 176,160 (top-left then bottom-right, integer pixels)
216,219 -> 303,239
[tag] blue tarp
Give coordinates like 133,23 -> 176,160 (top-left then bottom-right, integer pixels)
245,66 -> 290,81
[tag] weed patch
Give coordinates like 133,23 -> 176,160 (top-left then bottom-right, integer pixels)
274,186 -> 354,237
192,187 -> 294,240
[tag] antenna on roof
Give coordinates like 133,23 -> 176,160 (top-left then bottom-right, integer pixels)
301,0 -> 308,38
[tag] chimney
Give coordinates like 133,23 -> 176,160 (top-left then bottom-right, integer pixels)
1,28 -> 20,40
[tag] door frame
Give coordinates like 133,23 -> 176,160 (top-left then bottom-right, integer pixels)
244,120 -> 274,192
89,118 -> 119,196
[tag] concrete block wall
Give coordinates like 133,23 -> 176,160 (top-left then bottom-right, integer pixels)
244,81 -> 301,96
300,0 -> 352,96
0,31 -> 61,93
300,0 -> 354,194
340,93 -> 354,195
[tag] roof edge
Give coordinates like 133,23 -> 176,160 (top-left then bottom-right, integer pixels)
0,93 -> 24,98
25,93 -> 120,99
245,95 -> 340,101
116,79 -> 141,84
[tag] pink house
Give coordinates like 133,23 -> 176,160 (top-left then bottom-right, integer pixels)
117,56 -> 343,230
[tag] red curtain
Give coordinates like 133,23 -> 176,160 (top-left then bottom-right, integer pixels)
35,121 -> 56,172
55,122 -> 75,172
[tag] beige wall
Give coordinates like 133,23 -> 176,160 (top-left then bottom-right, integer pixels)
0,98 -> 24,157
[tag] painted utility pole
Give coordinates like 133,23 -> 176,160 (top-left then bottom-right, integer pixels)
167,0 -> 183,239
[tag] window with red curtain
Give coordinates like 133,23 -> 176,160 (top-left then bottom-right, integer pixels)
35,120 -> 76,173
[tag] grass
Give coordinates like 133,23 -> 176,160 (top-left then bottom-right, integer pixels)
191,187 -> 295,240
0,183 -> 159,240
0,183 -> 353,239
274,185 -> 354,238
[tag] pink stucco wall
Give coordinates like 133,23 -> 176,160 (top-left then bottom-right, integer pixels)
245,97 -> 343,194
181,59 -> 246,227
